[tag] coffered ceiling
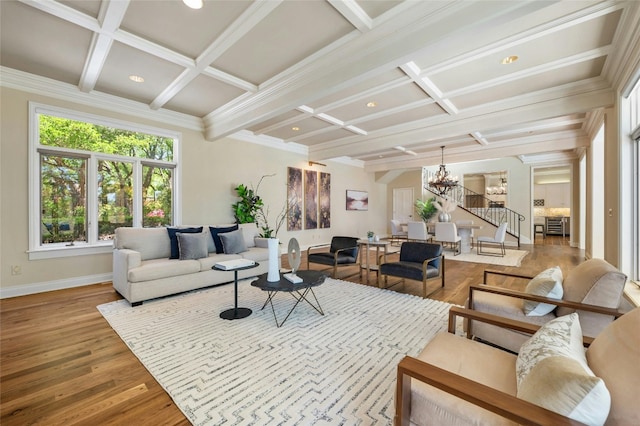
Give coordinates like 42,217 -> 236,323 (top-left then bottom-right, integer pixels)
2,0 -> 639,172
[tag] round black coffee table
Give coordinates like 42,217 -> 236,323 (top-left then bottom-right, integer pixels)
251,270 -> 327,327
213,262 -> 259,320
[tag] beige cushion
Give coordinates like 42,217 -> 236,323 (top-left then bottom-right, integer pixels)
587,308 -> 640,426
410,332 -> 518,426
469,291 -> 555,353
128,258 -> 200,282
115,227 -> 171,260
522,266 -> 563,316
516,313 -> 589,387
556,259 -> 626,317
518,356 -> 610,425
516,313 -> 611,425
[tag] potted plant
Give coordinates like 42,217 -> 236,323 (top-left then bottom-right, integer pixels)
415,197 -> 438,222
232,174 -> 292,239
367,230 -> 374,241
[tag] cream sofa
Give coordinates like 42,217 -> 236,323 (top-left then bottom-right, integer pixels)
112,223 -> 271,306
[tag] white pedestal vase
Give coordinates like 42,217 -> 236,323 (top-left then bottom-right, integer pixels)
267,238 -> 280,282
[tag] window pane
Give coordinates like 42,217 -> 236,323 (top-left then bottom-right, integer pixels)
98,160 -> 133,240
143,165 -> 173,227
39,115 -> 173,161
40,155 -> 87,244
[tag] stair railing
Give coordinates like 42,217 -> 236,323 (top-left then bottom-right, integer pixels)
422,169 -> 525,247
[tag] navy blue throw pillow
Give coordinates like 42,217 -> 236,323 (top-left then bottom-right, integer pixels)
209,225 -> 239,253
167,227 -> 203,259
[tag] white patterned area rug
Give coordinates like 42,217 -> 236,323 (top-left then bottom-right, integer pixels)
97,278 -> 453,425
448,249 -> 529,267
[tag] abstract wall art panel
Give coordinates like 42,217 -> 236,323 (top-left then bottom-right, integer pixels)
319,172 -> 331,228
305,170 -> 318,229
287,167 -> 303,231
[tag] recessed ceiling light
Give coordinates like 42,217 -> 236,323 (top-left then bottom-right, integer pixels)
501,55 -> 519,65
366,101 -> 377,108
129,75 -> 144,83
183,0 -> 203,9
292,127 -> 300,131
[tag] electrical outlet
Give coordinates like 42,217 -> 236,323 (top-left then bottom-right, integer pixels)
11,265 -> 22,275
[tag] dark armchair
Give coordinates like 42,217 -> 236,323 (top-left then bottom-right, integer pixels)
378,242 -> 444,298
307,236 -> 360,278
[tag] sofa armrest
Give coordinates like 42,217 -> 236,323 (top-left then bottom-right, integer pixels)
447,305 -> 541,336
395,355 -> 586,426
483,269 -> 534,284
468,285 -> 624,318
112,248 -> 141,302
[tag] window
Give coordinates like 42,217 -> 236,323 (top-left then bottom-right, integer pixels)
30,103 -> 179,259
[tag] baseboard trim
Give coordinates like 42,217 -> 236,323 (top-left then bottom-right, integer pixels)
0,273 -> 113,299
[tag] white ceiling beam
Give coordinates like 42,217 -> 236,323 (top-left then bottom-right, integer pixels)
309,88 -> 614,160
307,77 -> 611,155
365,134 -> 588,173
150,0 -> 282,109
328,0 -> 372,32
422,0 -> 624,75
400,62 -> 458,115
205,0 -> 553,141
446,46 -> 612,98
19,0 -> 100,31
79,0 -> 130,92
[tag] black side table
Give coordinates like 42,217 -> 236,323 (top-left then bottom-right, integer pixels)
251,270 -> 327,327
213,262 -> 259,320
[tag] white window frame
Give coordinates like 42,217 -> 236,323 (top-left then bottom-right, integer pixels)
28,102 -> 181,260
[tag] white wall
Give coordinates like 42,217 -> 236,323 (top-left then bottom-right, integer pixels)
0,87 -> 386,296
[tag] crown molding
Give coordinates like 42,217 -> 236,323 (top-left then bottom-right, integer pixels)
0,66 -> 204,132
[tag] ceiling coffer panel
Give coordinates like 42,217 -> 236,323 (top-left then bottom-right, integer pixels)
0,1 -> 91,86
450,57 -> 607,110
356,103 -> 447,132
266,116 -> 333,140
294,128 -> 357,146
211,1 -> 354,85
354,0 -> 401,20
58,0 -> 101,18
248,110 -> 306,133
428,10 -> 622,92
120,1 -> 252,59
95,41 -> 185,105
164,74 -> 247,118
308,68 -> 408,109
325,82 -> 431,121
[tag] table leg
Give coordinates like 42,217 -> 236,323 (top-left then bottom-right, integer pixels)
459,228 -> 472,254
220,270 -> 252,320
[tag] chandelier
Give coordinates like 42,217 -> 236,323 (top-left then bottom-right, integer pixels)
428,146 -> 459,196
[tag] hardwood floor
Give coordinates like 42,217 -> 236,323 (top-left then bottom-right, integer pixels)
1,236 -> 580,425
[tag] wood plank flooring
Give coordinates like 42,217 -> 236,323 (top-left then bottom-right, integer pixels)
1,236 -> 579,425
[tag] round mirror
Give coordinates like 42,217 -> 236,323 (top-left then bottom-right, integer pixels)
288,238 -> 301,274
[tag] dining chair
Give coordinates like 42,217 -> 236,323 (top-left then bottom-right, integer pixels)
477,222 -> 507,256
407,221 -> 430,242
434,222 -> 461,256
390,219 -> 408,246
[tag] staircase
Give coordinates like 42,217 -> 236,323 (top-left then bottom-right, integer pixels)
423,170 -> 525,247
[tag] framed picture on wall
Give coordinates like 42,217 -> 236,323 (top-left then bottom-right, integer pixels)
319,172 -> 331,228
305,170 -> 318,229
287,167 -> 303,231
346,190 -> 368,211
